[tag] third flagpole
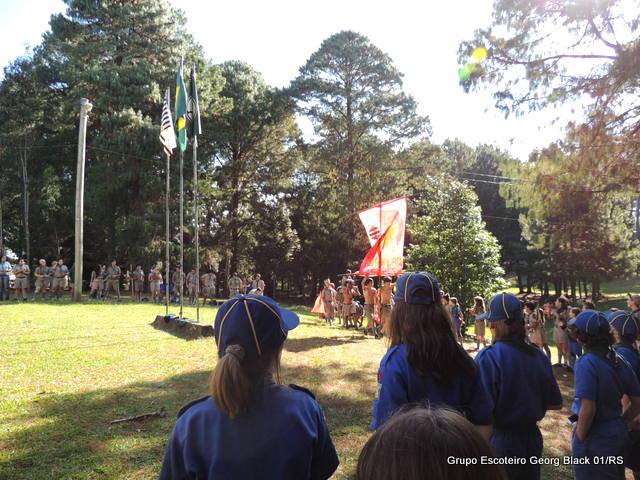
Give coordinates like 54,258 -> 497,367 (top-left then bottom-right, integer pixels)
179,149 -> 184,318
165,151 -> 170,315
193,135 -> 200,322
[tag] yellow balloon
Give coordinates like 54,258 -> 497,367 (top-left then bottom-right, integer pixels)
471,47 -> 488,63
178,117 -> 185,129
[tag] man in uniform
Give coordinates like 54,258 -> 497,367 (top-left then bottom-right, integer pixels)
321,279 -> 336,325
132,265 -> 145,302
33,259 -> 50,300
378,276 -> 394,333
362,278 -> 377,335
186,267 -> 198,305
628,293 -> 640,323
14,258 -> 30,301
0,254 -> 12,301
172,266 -> 185,303
52,258 -> 69,300
149,267 -> 163,303
228,272 -> 242,298
250,273 -> 266,295
342,279 -> 359,328
47,260 -> 57,297
106,259 -> 122,301
201,270 -> 216,305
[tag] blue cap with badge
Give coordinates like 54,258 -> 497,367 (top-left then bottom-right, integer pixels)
214,294 -> 299,358
605,310 -> 639,337
568,309 -> 610,335
477,293 -> 523,323
393,271 -> 441,305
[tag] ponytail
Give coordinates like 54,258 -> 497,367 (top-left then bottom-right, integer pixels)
210,344 -> 282,419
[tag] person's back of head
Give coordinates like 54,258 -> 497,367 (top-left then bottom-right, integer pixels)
356,406 -> 506,480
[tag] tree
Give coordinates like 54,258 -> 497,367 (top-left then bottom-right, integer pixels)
406,176 -> 506,306
291,30 -> 429,267
204,61 -> 301,277
459,0 -> 640,190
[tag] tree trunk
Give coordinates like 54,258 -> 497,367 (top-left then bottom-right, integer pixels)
19,146 -> 30,262
553,279 -> 561,297
570,278 -> 576,298
516,270 -> 524,293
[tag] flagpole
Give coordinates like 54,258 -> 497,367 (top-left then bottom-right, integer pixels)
179,149 -> 185,319
165,151 -> 170,315
193,135 -> 200,322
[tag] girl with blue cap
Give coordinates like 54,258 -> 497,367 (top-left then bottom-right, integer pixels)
159,294 -> 339,480
570,309 -> 640,480
371,271 -> 493,439
475,292 -> 562,480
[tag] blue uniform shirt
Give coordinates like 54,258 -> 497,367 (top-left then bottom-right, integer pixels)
613,344 -> 640,381
372,343 -> 493,429
475,340 -> 562,428
569,337 -> 583,356
572,351 -> 640,421
159,383 -> 339,480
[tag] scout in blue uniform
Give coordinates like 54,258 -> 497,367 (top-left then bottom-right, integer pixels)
159,294 -> 339,480
371,271 -> 493,440
569,310 -> 640,480
607,310 -> 640,476
475,293 -> 563,480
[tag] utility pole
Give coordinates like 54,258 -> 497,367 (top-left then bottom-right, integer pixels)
73,98 -> 92,302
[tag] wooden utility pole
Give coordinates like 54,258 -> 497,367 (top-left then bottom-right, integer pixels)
73,98 -> 92,302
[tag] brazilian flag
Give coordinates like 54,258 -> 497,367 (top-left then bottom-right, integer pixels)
174,59 -> 188,152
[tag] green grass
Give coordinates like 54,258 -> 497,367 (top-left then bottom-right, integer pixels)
1,299 -> 587,479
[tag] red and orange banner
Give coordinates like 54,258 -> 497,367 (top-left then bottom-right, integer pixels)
356,197 -> 407,276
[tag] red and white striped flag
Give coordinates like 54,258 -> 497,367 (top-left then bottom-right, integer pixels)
159,88 -> 177,155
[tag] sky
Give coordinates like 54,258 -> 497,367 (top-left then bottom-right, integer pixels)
0,0 -> 566,160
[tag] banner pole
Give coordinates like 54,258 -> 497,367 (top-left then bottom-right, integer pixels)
165,152 -> 170,315
193,135 -> 200,322
179,149 -> 184,319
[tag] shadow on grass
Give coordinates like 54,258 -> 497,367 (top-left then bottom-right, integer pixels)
285,335 -> 369,353
2,363 -> 374,479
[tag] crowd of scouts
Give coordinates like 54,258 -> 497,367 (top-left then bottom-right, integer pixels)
159,271 -> 640,480
0,254 -> 267,306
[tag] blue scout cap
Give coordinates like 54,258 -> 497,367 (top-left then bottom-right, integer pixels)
214,294 -> 299,358
606,310 -> 639,337
568,309 -> 610,335
477,293 -> 523,323
393,271 -> 441,305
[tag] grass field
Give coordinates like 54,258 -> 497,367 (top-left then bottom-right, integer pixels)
1,297 -> 634,479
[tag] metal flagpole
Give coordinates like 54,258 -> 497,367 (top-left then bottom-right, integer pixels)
193,135 -> 200,322
165,152 -> 170,315
179,150 -> 184,318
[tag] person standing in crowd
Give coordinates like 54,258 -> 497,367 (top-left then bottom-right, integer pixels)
251,273 -> 265,294
475,293 -> 563,480
33,259 -> 50,300
52,258 -> 69,300
159,294 -> 339,480
0,254 -> 12,301
553,296 -> 570,367
570,310 -> 640,480
132,265 -> 145,302
357,407 -> 506,480
567,307 -> 583,371
47,260 -> 57,297
524,301 -> 539,346
13,258 -> 30,301
363,278 -> 377,336
186,267 -> 198,305
172,266 -> 185,303
227,272 -> 242,298
629,294 -> 640,323
89,265 -> 102,299
320,280 -> 336,325
342,278 -> 359,328
372,272 -> 493,439
469,296 -> 487,351
149,267 -> 163,303
450,297 -> 464,346
200,270 -> 216,305
377,276 -> 393,333
105,259 -> 121,301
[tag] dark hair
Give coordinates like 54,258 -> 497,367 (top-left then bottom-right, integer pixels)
388,302 -> 476,381
474,296 -> 485,311
364,278 -> 373,286
491,318 -> 527,341
442,293 -> 450,301
570,307 -> 581,317
524,301 -> 536,311
575,329 -> 615,361
356,407 -> 506,480
210,344 -> 282,419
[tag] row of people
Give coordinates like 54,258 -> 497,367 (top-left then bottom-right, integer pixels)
0,255 -> 71,301
160,272 -> 640,479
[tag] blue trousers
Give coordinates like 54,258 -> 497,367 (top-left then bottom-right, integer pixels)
572,420 -> 626,480
0,275 -> 9,300
491,425 -> 542,480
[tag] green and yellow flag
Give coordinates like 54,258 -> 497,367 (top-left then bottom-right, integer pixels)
174,59 -> 188,152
